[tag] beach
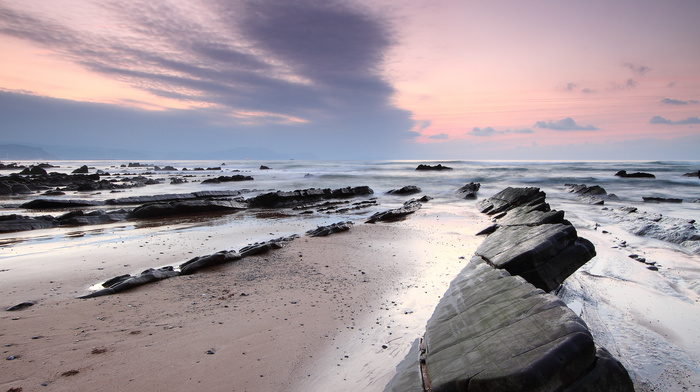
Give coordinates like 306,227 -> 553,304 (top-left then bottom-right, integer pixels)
2,160 -> 700,391
1,211 -> 487,392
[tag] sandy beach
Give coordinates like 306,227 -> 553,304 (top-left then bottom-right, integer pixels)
1,210 -> 487,392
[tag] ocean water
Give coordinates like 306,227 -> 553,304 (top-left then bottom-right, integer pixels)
2,160 -> 700,390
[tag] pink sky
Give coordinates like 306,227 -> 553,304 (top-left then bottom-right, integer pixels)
1,0 -> 699,159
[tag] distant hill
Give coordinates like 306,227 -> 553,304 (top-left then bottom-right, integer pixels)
0,144 -> 56,160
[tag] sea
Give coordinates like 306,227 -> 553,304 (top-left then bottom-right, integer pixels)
1,159 -> 699,391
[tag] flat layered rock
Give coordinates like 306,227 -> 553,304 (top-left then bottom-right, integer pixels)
129,199 -> 247,219
476,187 -> 545,216
475,223 -> 595,292
366,199 -> 421,223
20,198 -> 105,209
246,186 -> 373,208
418,257 -> 632,392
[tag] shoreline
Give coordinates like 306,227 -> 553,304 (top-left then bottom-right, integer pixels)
1,212 -> 487,392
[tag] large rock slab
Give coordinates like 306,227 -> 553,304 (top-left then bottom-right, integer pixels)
417,257 -> 633,392
475,223 -> 595,292
366,199 -> 421,223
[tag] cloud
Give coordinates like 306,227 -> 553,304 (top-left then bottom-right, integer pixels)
650,115 -> 700,125
468,127 -> 534,137
417,120 -> 432,132
428,133 -> 449,140
534,117 -> 598,131
661,98 -> 699,105
565,83 -> 577,91
623,63 -> 651,76
0,1 -> 415,158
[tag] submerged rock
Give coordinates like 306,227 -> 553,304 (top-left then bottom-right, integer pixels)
615,170 -> 655,178
415,164 -> 453,171
387,185 -> 421,195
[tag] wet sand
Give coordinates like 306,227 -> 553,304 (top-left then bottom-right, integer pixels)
1,211 -> 486,392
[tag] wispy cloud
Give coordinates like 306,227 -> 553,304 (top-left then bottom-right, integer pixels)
534,118 -> 597,131
650,115 -> 700,125
661,98 -> 698,105
468,127 -> 534,137
428,133 -> 449,140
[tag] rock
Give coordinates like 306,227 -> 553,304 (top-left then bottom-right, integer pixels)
476,187 -> 546,215
201,175 -> 254,184
475,223 -> 596,292
387,257 -> 633,392
387,185 -> 421,195
57,209 -> 129,226
79,267 -> 180,298
0,214 -> 58,232
642,197 -> 682,203
681,170 -> 700,178
72,165 -> 89,174
6,301 -> 35,311
415,164 -> 453,171
306,221 -> 353,237
20,198 -> 105,209
106,191 -> 241,205
19,166 -> 47,175
129,199 -> 247,219
604,207 -> 700,254
247,186 -> 373,209
366,199 -> 422,223
614,170 -> 655,178
456,182 -> 480,199
260,165 -> 271,170
179,250 -> 242,275
565,184 -> 607,205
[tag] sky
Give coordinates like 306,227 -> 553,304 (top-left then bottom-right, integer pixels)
1,0 -> 699,160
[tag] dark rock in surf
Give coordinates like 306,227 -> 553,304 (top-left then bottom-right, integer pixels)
615,170 -> 655,178
56,209 -> 129,226
19,166 -> 48,176
415,164 -> 453,171
566,184 -> 608,205
682,170 -> 699,178
72,165 -> 89,174
201,175 -> 253,184
387,185 -> 421,195
247,186 -> 373,209
642,197 -> 683,203
366,199 -> 421,223
456,182 -> 480,199
260,165 -> 271,170
476,187 -> 546,216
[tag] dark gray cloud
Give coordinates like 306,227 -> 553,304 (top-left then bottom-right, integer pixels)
468,127 -> 534,137
534,117 -> 597,131
650,115 -> 700,125
661,98 -> 698,105
623,63 -> 651,76
0,0 -> 414,158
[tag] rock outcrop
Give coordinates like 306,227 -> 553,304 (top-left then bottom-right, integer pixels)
129,199 -> 247,219
305,221 -> 353,237
385,187 -> 632,392
246,186 -> 373,208
366,199 -> 422,223
615,170 -> 655,178
201,175 -> 254,184
416,164 -> 453,171
566,184 -> 608,205
387,185 -> 422,195
456,182 -> 480,199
